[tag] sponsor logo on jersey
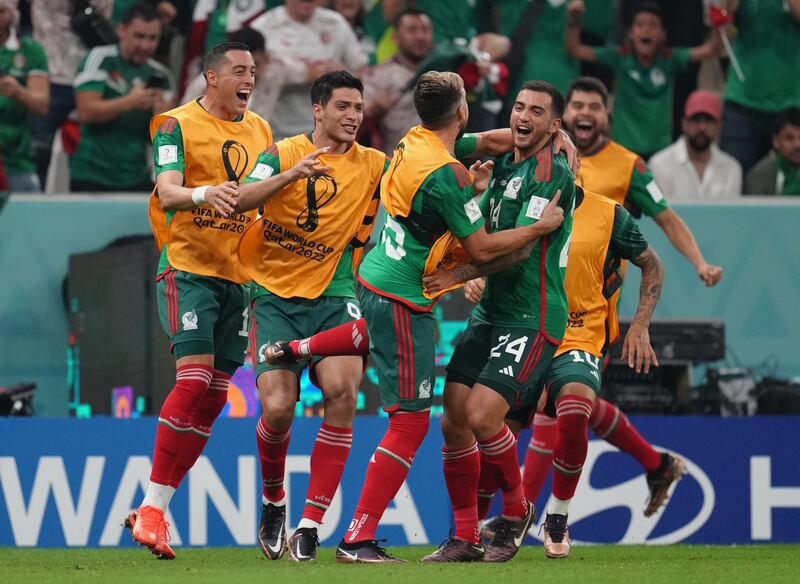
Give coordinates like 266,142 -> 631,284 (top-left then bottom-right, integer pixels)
499,366 -> 514,376
182,310 -> 198,331
646,180 -> 664,203
258,343 -> 268,363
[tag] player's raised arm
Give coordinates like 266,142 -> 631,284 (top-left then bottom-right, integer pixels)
564,0 -> 597,62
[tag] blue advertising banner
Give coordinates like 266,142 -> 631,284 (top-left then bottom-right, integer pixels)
1,416 -> 799,548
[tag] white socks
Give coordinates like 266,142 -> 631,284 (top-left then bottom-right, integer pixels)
262,494 -> 287,507
547,496 -> 571,516
141,481 -> 176,511
297,518 -> 322,530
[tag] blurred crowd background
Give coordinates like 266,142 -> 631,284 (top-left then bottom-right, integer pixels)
1,0 -> 799,199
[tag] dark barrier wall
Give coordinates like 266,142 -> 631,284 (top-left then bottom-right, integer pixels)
1,196 -> 799,415
1,416 -> 799,547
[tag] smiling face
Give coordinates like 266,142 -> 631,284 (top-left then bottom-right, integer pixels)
206,49 -> 256,116
628,11 -> 666,60
313,87 -> 364,144
563,89 -> 608,151
510,89 -> 561,156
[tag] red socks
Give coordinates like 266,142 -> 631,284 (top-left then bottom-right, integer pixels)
169,370 -> 230,487
522,413 -> 558,502
479,426 -> 526,519
345,411 -> 429,543
591,397 -> 661,472
290,318 -> 370,358
150,364 -> 214,485
443,443 -> 480,543
303,423 -> 353,523
551,395 -> 592,502
256,417 -> 291,503
476,450 -> 498,521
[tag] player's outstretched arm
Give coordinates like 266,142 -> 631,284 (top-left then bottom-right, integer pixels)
237,147 -> 332,212
623,245 -> 664,374
564,0 -> 596,62
652,208 -> 722,286
156,169 -> 238,216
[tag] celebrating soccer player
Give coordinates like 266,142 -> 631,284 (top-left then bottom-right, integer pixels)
467,182 -> 672,558
235,71 -> 387,562
563,76 -> 722,286
418,81 -> 576,563
334,72 -> 567,563
126,42 -> 273,560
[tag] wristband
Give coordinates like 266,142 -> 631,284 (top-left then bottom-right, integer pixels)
191,185 -> 209,206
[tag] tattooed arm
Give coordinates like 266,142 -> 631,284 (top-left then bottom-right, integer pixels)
422,242 -> 535,295
621,245 -> 665,373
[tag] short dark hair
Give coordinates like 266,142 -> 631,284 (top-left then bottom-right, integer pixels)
393,6 -> 430,28
310,70 -> 364,106
566,76 -> 609,108
120,2 -> 160,25
228,28 -> 266,54
203,42 -> 252,78
774,108 -> 800,136
628,2 -> 663,27
519,80 -> 565,118
413,71 -> 464,129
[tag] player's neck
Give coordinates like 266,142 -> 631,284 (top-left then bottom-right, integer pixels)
430,125 -> 460,156
514,134 -> 552,163
311,127 -> 350,155
395,52 -> 423,70
198,94 -> 240,122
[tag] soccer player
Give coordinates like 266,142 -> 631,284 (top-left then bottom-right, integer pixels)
335,72 -> 566,563
234,71 -> 387,563
415,81 -> 575,563
126,42 -> 273,560
563,76 -> 722,287
459,182 -> 669,558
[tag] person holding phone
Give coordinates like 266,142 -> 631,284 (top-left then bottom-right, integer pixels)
70,2 -> 174,192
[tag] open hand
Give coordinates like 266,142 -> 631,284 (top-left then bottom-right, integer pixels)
553,129 -> 580,175
621,322 -> 658,374
469,159 -> 495,193
289,147 -> 333,181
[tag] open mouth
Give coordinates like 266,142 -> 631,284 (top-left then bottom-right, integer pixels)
515,125 -> 532,138
638,37 -> 653,47
342,123 -> 358,134
235,89 -> 251,106
574,121 -> 594,138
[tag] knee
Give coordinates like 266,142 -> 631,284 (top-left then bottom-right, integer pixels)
259,379 -> 297,430
440,411 -> 472,446
323,381 -> 357,412
466,408 -> 495,439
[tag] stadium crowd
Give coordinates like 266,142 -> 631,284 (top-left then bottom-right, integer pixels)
1,0 -> 799,196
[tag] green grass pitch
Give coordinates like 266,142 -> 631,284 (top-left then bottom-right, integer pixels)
1,545 -> 798,584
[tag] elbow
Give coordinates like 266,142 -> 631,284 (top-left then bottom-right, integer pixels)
76,108 -> 94,124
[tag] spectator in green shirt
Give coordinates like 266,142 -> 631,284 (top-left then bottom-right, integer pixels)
719,0 -> 800,174
71,3 -> 174,192
0,0 -> 50,192
565,0 -> 720,159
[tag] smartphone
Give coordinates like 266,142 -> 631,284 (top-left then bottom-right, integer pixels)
145,72 -> 169,90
